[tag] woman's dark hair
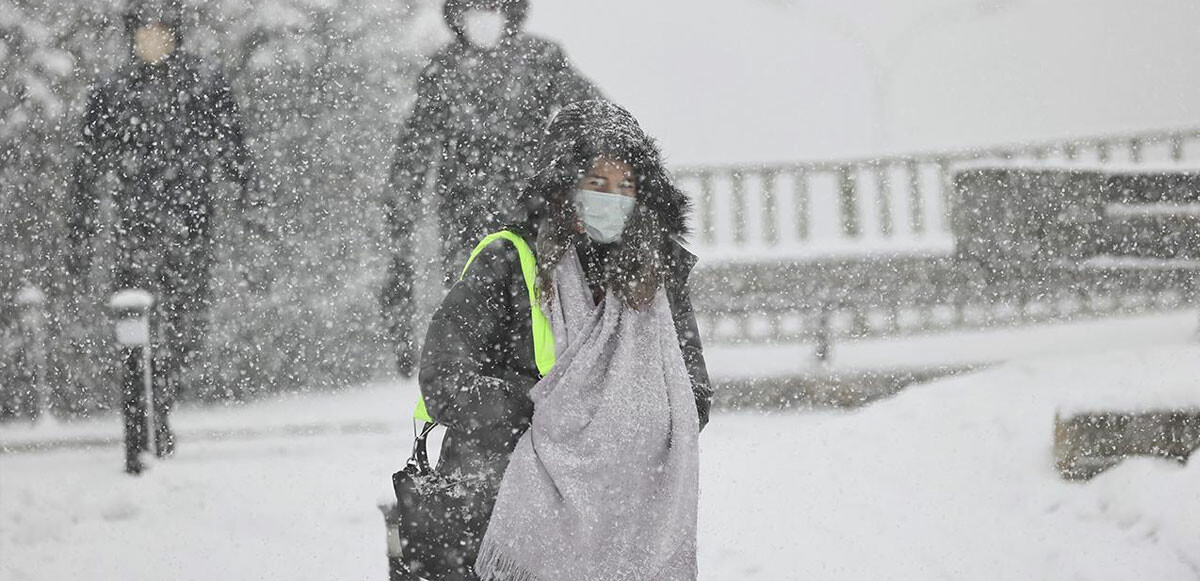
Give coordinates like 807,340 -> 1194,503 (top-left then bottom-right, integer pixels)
523,101 -> 690,310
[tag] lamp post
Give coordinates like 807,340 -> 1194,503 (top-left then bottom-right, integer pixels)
15,283 -> 47,421
108,289 -> 155,475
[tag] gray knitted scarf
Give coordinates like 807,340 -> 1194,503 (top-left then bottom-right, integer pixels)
475,248 -> 700,581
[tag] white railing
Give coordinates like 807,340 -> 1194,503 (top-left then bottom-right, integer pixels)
674,128 -> 1200,263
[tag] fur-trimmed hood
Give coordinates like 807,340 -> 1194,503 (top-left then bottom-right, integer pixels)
525,100 -> 691,239
524,100 -> 693,309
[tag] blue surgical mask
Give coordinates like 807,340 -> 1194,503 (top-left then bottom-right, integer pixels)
572,189 -> 637,244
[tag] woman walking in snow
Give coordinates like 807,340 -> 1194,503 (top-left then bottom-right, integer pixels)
415,100 -> 711,580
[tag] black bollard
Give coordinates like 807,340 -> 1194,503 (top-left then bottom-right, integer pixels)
109,290 -> 155,475
379,501 -> 422,580
14,284 -> 48,421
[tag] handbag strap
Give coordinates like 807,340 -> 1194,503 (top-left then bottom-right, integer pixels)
407,421 -> 438,472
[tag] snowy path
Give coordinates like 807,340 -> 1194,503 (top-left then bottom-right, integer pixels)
3,310 -> 1194,452
3,343 -> 1199,580
705,310 -> 1198,379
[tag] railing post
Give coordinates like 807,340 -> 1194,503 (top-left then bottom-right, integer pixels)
1129,138 -> 1143,163
730,170 -> 748,245
813,301 -> 834,367
794,168 -> 811,241
907,160 -> 924,236
760,169 -> 780,246
838,165 -> 861,238
936,158 -> 954,238
698,170 -> 716,247
1189,268 -> 1200,339
1170,135 -> 1185,162
875,163 -> 894,238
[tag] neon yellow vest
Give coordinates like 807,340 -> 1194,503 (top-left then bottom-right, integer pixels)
413,230 -> 556,423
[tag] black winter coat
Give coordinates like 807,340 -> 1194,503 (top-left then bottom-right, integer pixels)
68,52 -> 256,306
381,2 -> 600,374
417,226 -> 711,568
384,24 -> 600,278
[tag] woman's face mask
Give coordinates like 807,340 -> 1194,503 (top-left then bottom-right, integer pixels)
462,10 -> 507,49
573,190 -> 637,244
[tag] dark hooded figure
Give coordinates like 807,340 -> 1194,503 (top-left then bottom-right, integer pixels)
67,0 -> 262,472
411,101 -> 710,580
381,0 -> 601,376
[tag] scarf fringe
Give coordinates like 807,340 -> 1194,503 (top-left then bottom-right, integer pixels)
475,540 -> 545,581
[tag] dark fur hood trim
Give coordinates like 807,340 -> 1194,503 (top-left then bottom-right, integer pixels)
522,100 -> 692,309
524,100 -> 691,238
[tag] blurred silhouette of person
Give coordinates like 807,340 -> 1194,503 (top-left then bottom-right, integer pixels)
381,0 -> 601,376
67,0 -> 265,473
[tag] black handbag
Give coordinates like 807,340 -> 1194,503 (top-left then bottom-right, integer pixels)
392,422 -> 488,581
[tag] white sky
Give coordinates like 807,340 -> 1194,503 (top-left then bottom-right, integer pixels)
409,0 -> 1200,166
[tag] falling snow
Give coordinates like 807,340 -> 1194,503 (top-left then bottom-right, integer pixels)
2,0 -> 1199,579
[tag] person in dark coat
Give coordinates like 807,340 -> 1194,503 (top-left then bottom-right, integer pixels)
381,0 -> 601,376
412,100 -> 711,580
66,0 -> 263,472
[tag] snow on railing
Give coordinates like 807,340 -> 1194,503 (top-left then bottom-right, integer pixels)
675,128 -> 1200,263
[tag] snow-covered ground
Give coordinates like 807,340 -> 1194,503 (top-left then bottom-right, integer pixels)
4,311 -> 1193,450
3,330 -> 1198,579
706,310 -> 1199,379
705,344 -> 1200,580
